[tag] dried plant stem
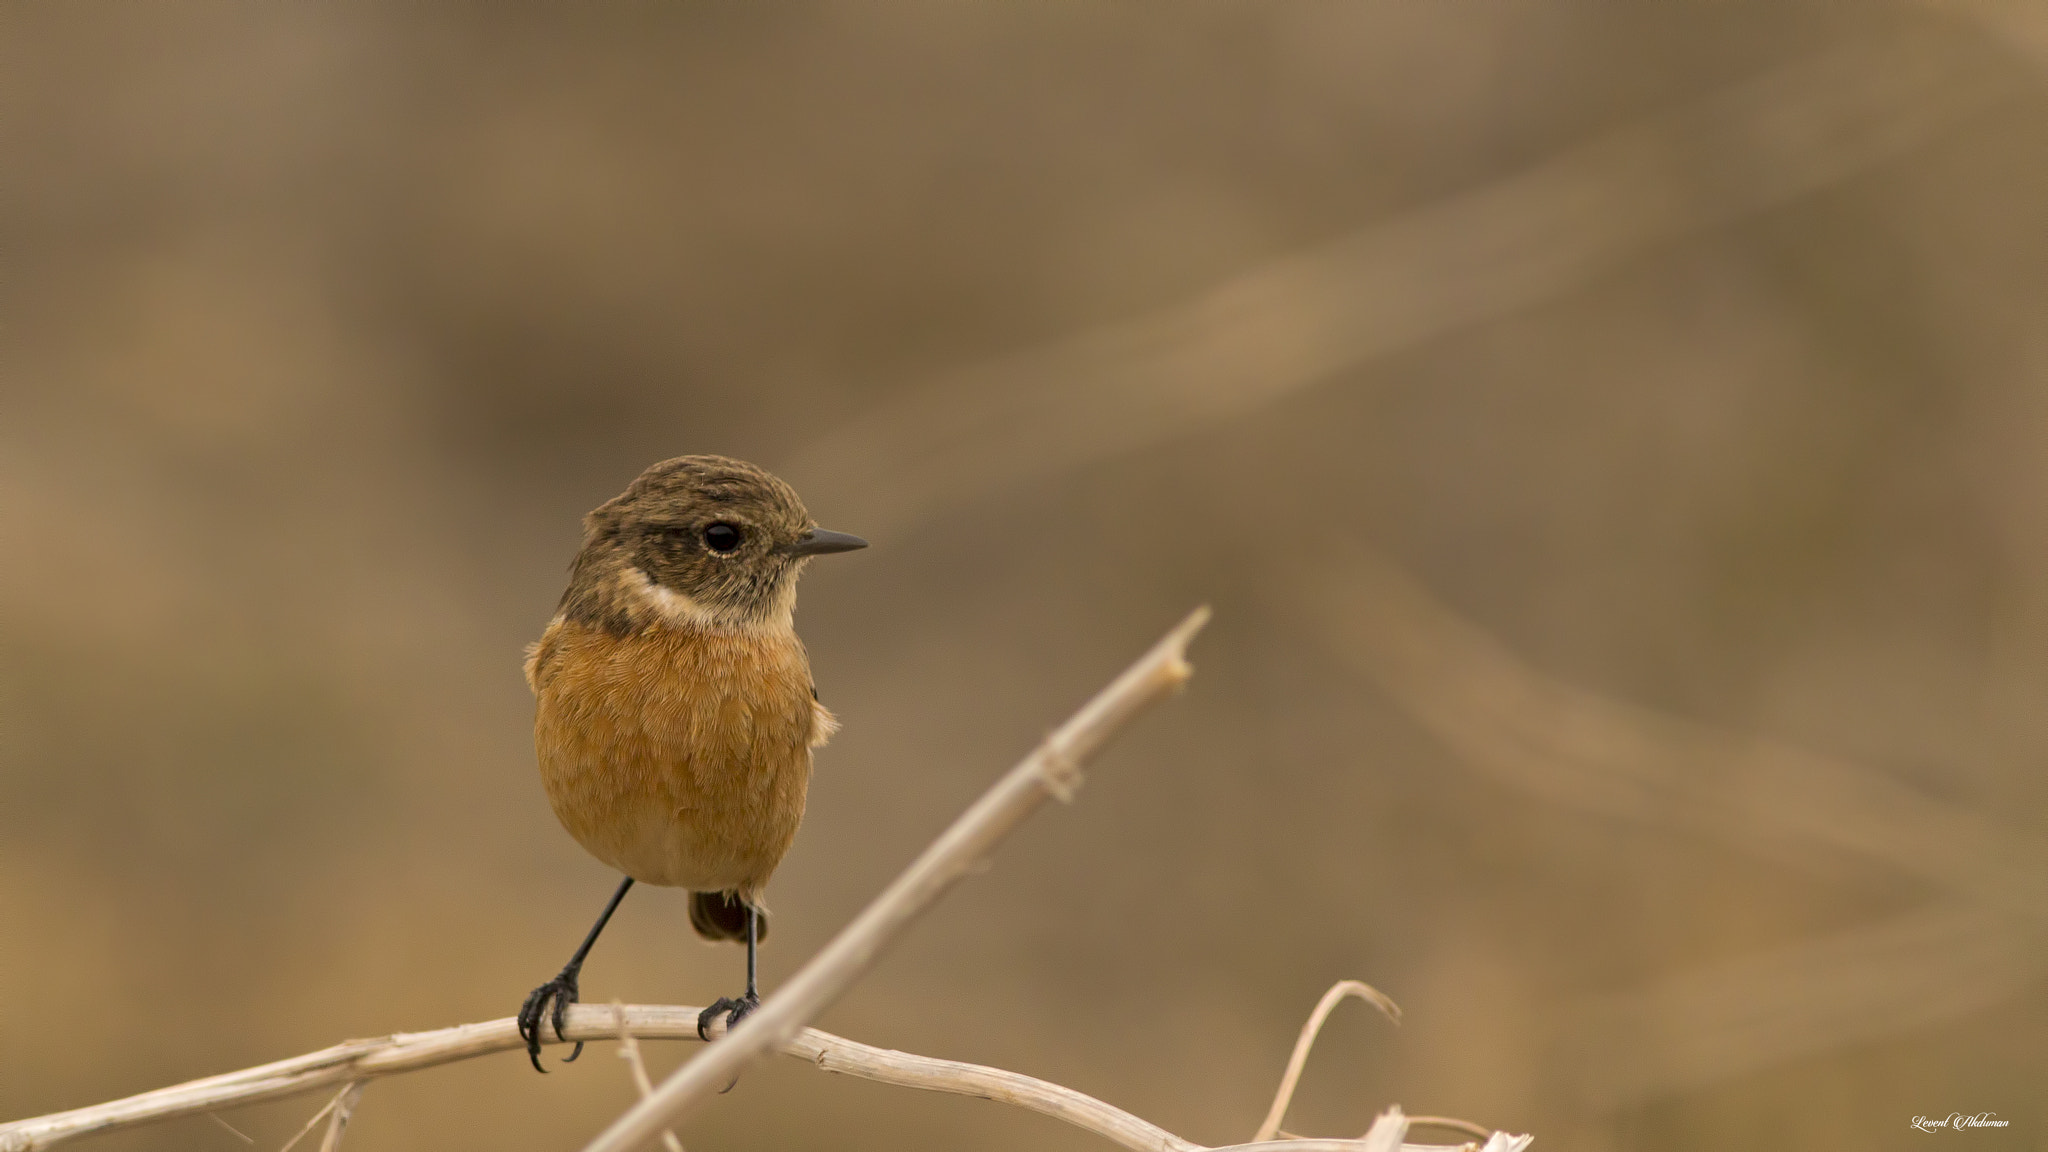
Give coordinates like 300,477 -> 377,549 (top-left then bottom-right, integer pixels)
610,1004 -> 684,1152
0,608 -> 1526,1152
275,1084 -> 352,1152
1253,981 -> 1403,1142
205,1113 -> 254,1145
1406,1117 -> 1495,1141
580,607 -> 1210,1152
1,1004 -> 1525,1152
788,1023 -> 1194,1152
313,1083 -> 362,1152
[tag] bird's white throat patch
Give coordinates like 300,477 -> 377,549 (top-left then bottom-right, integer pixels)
619,565 -> 792,634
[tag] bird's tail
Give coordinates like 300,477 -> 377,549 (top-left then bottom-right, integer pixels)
688,889 -> 768,942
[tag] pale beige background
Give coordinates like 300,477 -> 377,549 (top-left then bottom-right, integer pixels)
5,5 -> 2046,1150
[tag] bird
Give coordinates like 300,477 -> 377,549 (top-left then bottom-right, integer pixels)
515,454 -> 866,1071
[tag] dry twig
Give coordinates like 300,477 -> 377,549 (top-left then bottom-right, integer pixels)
0,1004 -> 1526,1152
579,608 -> 1210,1151
0,609 -> 1528,1152
205,1113 -> 253,1145
274,1084 -> 351,1152
610,1004 -> 684,1152
313,1083 -> 362,1152
1254,981 -> 1403,1142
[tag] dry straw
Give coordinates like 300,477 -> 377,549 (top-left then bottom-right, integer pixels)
0,608 -> 1528,1152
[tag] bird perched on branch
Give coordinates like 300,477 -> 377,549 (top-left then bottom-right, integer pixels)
516,455 -> 866,1071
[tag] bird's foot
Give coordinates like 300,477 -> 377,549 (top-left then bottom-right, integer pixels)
518,967 -> 585,1073
696,991 -> 760,1041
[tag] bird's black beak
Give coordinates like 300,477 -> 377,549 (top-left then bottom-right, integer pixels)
782,528 -> 868,557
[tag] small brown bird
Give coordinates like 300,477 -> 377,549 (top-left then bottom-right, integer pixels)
515,455 -> 865,1070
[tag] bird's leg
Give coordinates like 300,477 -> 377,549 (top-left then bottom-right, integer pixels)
695,903 -> 763,1041
519,876 -> 634,1072
746,901 -> 759,1002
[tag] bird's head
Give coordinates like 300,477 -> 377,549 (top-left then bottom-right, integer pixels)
563,455 -> 866,633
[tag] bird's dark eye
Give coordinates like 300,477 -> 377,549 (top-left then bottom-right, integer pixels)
703,522 -> 743,553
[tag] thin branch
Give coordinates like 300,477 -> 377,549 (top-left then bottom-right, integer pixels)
0,609 -> 1528,1152
1405,1117 -> 1495,1142
314,1083 -> 362,1152
610,1004 -> 684,1152
1253,981 -> 1403,1142
785,1022 -> 1195,1152
579,607 -> 1211,1152
0,1006 -> 1527,1152
206,1113 -> 254,1145
275,1084 -> 350,1152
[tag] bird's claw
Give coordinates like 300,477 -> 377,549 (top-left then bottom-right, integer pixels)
518,968 -> 585,1073
696,991 -> 760,1042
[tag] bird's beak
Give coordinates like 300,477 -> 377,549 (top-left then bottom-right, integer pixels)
782,528 -> 869,556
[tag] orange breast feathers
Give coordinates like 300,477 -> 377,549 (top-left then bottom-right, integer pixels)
524,616 -> 838,894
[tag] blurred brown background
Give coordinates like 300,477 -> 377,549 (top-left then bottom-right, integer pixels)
6,4 -> 2047,1150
